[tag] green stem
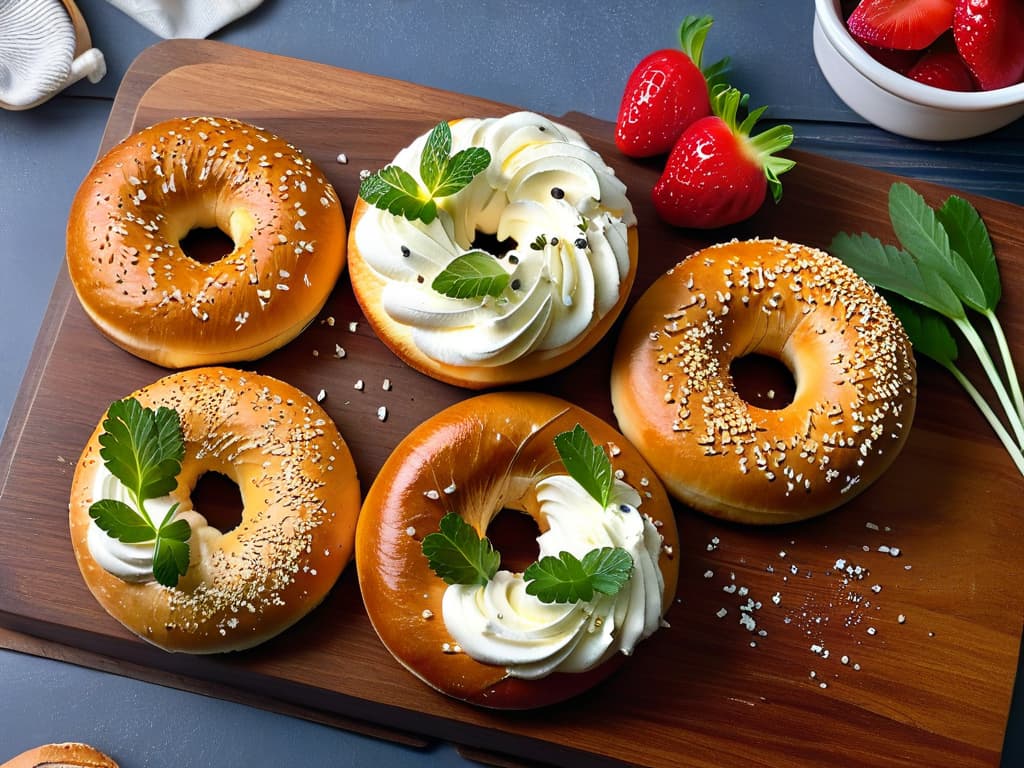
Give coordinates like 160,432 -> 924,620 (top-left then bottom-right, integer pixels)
945,362 -> 1024,476
985,309 -> 1024,423
953,316 -> 1024,448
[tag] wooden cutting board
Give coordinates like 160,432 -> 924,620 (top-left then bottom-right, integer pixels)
2,40 -> 1023,767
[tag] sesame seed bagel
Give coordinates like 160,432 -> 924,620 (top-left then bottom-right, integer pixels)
1,743 -> 119,768
357,392 -> 679,708
611,238 -> 917,524
69,367 -> 361,653
66,116 -> 346,368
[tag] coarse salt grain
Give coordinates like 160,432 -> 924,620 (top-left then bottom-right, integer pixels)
377,406 -> 388,421
336,153 -> 348,164
316,389 -> 326,402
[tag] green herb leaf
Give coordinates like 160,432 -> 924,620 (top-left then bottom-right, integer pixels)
94,398 -> 191,587
936,195 -> 1001,310
88,498 -> 157,543
361,121 -> 490,224
523,547 -> 633,604
153,519 -> 191,588
889,183 -> 986,312
420,121 -> 452,191
431,251 -> 510,299
98,398 -> 184,508
829,231 -> 964,319
432,147 -> 490,198
553,424 -> 614,508
359,165 -> 437,224
422,512 -> 500,587
883,293 -> 958,366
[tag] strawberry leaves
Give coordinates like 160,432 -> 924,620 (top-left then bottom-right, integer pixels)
88,398 -> 190,588
360,121 -> 490,224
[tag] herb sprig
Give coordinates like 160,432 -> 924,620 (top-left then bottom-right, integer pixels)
431,251 -> 509,299
359,121 -> 490,225
88,398 -> 191,587
831,182 -> 1024,475
421,425 -> 635,604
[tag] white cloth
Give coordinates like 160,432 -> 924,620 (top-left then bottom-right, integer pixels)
105,0 -> 263,39
0,0 -> 105,110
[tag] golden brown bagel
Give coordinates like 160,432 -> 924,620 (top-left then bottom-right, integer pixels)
348,113 -> 638,389
611,238 -> 916,524
69,367 -> 360,653
66,116 -> 346,368
1,742 -> 117,768
356,392 -> 679,708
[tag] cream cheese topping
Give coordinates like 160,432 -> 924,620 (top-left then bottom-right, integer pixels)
441,475 -> 665,680
86,466 -> 207,584
355,112 -> 635,367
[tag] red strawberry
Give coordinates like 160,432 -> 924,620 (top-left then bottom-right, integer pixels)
615,16 -> 729,158
652,87 -> 795,229
907,47 -> 976,90
847,0 -> 955,50
860,42 -> 923,74
954,0 -> 1024,90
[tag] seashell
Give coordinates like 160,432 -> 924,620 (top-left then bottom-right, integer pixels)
0,0 -> 105,110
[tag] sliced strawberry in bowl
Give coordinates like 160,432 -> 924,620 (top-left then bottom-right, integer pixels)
847,0 -> 955,50
954,0 -> 1024,91
906,38 -> 977,90
651,87 -> 795,230
614,15 -> 730,158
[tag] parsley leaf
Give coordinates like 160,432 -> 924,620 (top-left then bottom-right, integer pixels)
553,424 -> 613,508
431,251 -> 510,299
88,397 -> 190,587
360,121 -> 490,225
523,547 -> 634,604
422,512 -> 499,587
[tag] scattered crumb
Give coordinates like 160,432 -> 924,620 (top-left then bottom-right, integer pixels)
316,389 -> 326,403
377,405 -> 388,421
334,344 -> 346,358
336,153 -> 348,164
348,321 -> 359,332
354,379 -> 364,391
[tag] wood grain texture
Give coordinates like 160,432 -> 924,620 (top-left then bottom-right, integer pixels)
2,40 -> 1023,767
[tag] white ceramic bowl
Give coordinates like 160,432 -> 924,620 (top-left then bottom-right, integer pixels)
813,0 -> 1024,140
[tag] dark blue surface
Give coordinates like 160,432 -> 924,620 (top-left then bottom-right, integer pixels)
1,2 -> 1021,765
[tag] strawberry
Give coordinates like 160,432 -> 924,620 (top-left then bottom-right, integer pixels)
847,0 -> 955,50
906,46 -> 976,91
615,16 -> 730,158
954,0 -> 1024,90
652,87 -> 795,230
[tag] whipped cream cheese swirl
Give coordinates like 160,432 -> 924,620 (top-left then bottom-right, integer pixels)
86,466 -> 207,583
354,111 -> 636,367
442,475 -> 665,680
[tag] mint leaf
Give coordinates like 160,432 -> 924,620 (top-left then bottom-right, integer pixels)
422,513 -> 500,587
431,251 -> 509,299
153,519 -> 191,588
98,398 -> 184,509
937,195 -> 1000,310
432,147 -> 490,198
361,122 -> 490,224
359,165 -> 437,224
829,231 -> 964,320
89,498 -> 156,543
523,547 -> 633,604
420,121 -> 452,191
553,425 -> 613,508
889,183 -> 986,312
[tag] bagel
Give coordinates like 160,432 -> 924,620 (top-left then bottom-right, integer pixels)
69,367 -> 360,653
348,112 -> 637,388
611,238 -> 917,524
66,116 -> 346,368
356,392 -> 679,708
1,743 -> 118,768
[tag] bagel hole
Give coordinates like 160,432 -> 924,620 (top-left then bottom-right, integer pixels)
487,508 -> 541,573
730,353 -> 796,410
191,471 -> 243,533
471,230 -> 516,259
179,227 -> 234,264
